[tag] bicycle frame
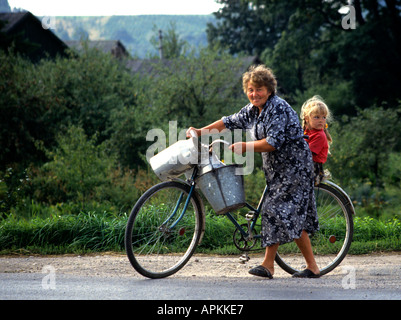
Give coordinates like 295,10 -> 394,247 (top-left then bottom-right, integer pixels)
162,181 -> 196,229
220,179 -> 355,241
224,186 -> 268,241
162,167 -> 199,231
169,169 -> 355,246
168,165 -> 267,242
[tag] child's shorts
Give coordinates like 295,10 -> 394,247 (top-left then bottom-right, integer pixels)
313,162 -> 325,186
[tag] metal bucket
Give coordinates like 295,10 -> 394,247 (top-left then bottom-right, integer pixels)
184,150 -> 226,181
196,164 -> 245,215
149,137 -> 203,181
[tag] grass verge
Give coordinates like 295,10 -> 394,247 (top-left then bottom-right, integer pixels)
0,212 -> 400,255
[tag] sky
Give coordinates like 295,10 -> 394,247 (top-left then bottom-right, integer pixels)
7,0 -> 223,16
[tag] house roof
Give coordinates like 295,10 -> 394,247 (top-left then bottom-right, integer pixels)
0,11 -> 65,46
0,11 -> 68,61
0,11 -> 28,33
65,40 -> 129,58
126,58 -> 172,74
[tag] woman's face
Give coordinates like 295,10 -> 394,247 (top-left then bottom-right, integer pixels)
246,83 -> 270,108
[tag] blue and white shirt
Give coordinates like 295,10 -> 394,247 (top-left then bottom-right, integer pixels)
222,94 -> 319,246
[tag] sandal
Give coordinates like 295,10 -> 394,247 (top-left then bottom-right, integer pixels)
292,269 -> 321,278
248,265 -> 273,279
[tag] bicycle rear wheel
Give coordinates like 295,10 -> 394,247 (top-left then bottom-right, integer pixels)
125,181 -> 203,279
275,182 -> 354,276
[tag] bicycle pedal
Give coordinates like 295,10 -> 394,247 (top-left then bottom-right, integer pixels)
239,253 -> 250,264
245,211 -> 255,221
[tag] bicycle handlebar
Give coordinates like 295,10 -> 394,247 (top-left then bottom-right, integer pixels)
188,129 -> 198,138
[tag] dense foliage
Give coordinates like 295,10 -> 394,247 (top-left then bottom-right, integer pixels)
1,1 -> 401,255
208,0 -> 401,112
0,44 -> 251,218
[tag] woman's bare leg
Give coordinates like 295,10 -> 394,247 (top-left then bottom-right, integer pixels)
294,230 -> 320,275
260,243 -> 279,275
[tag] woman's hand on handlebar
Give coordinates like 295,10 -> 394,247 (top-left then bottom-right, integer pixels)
229,142 -> 247,155
186,127 -> 201,138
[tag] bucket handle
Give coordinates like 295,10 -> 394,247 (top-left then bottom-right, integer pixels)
209,139 -> 230,148
209,139 -> 230,155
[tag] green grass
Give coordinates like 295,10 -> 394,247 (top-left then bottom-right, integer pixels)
349,216 -> 401,254
0,211 -> 127,254
0,211 -> 400,255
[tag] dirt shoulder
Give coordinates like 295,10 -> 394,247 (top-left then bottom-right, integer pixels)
1,252 -> 401,281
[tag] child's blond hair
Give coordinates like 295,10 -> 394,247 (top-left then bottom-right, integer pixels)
301,95 -> 333,146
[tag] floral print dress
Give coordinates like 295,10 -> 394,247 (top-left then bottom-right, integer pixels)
222,94 -> 319,247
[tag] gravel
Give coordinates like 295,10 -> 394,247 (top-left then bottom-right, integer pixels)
1,251 -> 401,287
1,252 -> 400,300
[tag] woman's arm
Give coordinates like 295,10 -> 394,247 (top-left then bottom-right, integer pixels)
229,139 -> 276,154
186,119 -> 226,137
187,120 -> 275,153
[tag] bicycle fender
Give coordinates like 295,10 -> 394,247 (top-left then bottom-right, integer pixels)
321,179 -> 356,215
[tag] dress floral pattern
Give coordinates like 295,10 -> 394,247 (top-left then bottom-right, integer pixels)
222,94 -> 319,247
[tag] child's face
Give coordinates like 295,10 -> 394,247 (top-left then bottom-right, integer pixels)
307,112 -> 327,130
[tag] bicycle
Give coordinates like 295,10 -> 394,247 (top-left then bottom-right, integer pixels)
125,135 -> 355,279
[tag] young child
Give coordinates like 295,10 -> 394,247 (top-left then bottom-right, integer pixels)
301,96 -> 333,185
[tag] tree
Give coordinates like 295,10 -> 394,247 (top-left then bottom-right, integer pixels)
0,43 -> 138,170
108,88 -> 155,168
0,51 -> 49,168
327,105 -> 401,188
147,47 -> 248,127
269,0 -> 401,110
150,21 -> 189,59
208,0 -> 401,113
35,125 -> 116,207
207,0 -> 296,56
36,43 -> 137,144
332,15 -> 401,109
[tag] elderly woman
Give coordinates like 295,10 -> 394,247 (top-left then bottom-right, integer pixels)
187,65 -> 320,279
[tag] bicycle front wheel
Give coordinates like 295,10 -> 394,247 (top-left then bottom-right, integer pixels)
275,182 -> 354,276
125,181 -> 203,279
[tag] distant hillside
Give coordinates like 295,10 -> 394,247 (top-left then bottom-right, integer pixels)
0,0 -> 11,12
53,15 -> 216,58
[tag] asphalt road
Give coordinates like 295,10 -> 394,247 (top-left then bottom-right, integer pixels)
1,253 -> 400,301
1,271 -> 400,300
